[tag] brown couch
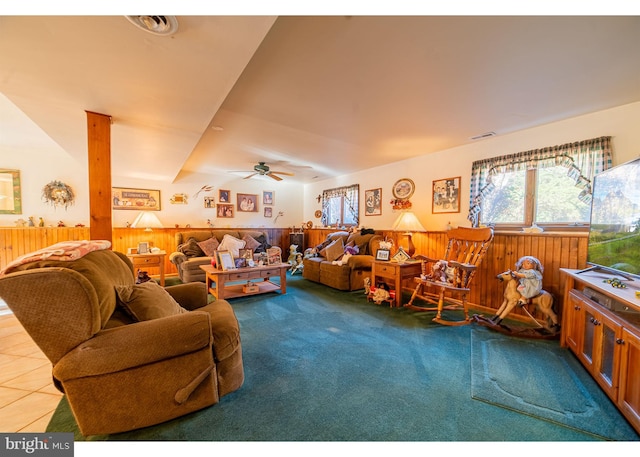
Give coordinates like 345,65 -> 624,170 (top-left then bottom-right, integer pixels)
170,229 -> 278,283
303,230 -> 383,291
0,248 -> 243,436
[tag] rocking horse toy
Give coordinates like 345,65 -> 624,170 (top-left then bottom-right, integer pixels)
474,256 -> 560,338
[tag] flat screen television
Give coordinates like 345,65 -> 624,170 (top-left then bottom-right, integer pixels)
584,157 -> 640,280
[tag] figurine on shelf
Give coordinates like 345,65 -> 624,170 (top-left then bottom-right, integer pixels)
28,216 -> 35,227
57,221 -> 66,227
38,217 -> 45,227
513,255 -> 544,306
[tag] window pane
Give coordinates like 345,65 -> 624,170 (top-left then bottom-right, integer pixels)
482,170 -> 526,224
535,166 -> 590,223
327,197 -> 341,226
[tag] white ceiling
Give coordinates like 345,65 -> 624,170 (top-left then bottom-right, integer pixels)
1,15 -> 640,184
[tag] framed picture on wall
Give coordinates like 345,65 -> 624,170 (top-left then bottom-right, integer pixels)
237,193 -> 258,212
218,189 -> 230,203
203,196 -> 215,208
364,188 -> 382,216
264,207 -> 273,218
432,177 -> 461,214
217,204 -> 234,218
112,187 -> 161,211
263,191 -> 274,205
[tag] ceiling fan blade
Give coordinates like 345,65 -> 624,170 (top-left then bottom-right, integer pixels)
243,172 -> 258,180
270,170 -> 295,176
266,172 -> 283,181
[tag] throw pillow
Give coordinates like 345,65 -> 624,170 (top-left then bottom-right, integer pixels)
115,281 -> 187,321
218,234 -> 246,258
197,236 -> 219,256
323,238 -> 345,262
242,234 -> 261,252
253,234 -> 272,253
178,237 -> 205,257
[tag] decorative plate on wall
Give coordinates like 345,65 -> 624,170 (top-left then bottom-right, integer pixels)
314,210 -> 322,218
392,178 -> 415,200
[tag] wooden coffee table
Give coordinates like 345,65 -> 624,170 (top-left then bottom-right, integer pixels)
200,263 -> 289,300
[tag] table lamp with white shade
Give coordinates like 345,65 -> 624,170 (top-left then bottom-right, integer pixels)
391,211 -> 427,258
131,211 -> 163,232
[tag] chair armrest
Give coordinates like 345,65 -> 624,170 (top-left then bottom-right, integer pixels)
53,311 -> 212,381
449,261 -> 477,272
347,255 -> 374,270
165,282 -> 208,310
169,251 -> 187,266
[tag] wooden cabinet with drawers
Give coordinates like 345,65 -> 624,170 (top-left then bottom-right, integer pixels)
561,268 -> 640,433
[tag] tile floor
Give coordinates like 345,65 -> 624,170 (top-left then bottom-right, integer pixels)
0,307 -> 63,433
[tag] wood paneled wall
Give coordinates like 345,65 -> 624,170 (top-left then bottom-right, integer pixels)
1,226 -> 587,323
307,228 -> 588,322
0,227 -> 293,277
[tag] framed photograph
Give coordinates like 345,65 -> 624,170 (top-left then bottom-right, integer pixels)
375,249 -> 390,261
112,187 -> 161,211
264,207 -> 273,218
263,190 -> 274,205
203,196 -> 215,208
137,242 -> 149,254
216,250 -> 235,271
217,204 -> 234,218
392,178 -> 415,200
392,247 -> 410,263
432,176 -> 461,214
218,189 -> 230,203
239,248 -> 254,262
364,188 -> 382,216
267,247 -> 282,265
235,257 -> 247,268
169,193 -> 188,205
237,193 -> 258,212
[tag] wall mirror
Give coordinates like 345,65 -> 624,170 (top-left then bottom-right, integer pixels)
0,169 -> 22,214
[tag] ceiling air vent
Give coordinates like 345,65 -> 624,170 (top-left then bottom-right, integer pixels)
125,16 -> 178,36
470,131 -> 497,141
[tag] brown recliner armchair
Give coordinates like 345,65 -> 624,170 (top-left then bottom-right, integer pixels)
0,248 -> 244,436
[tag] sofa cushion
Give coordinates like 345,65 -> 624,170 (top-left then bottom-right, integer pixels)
178,237 -> 205,258
323,237 -> 345,262
242,234 -> 261,252
197,236 -> 219,256
346,233 -> 374,255
252,234 -> 272,253
116,281 -> 188,321
218,234 -> 246,258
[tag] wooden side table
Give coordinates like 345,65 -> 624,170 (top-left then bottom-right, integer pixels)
126,251 -> 166,286
371,260 -> 422,307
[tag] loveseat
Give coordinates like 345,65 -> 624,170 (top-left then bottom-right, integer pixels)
170,229 -> 278,283
0,245 -> 243,436
303,230 -> 383,291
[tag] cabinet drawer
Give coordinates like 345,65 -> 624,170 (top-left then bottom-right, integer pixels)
260,268 -> 281,278
228,272 -> 250,281
376,264 -> 398,275
132,256 -> 161,266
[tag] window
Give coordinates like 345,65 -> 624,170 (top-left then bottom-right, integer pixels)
321,184 -> 359,227
468,136 -> 612,229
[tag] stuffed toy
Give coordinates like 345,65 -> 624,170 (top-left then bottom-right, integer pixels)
331,245 -> 359,266
430,260 -> 449,282
287,244 -> 299,266
371,282 -> 391,304
364,277 -> 371,295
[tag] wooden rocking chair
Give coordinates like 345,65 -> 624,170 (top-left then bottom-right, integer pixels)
406,226 -> 493,326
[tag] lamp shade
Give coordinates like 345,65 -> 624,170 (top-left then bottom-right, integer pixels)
391,211 -> 426,233
131,211 -> 163,231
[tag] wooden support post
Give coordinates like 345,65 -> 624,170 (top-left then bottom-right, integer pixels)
86,111 -> 112,243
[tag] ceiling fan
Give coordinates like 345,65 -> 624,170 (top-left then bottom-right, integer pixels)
236,162 -> 295,181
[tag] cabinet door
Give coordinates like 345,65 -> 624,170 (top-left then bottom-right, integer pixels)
565,291 -> 585,353
618,327 -> 640,432
592,308 -> 623,399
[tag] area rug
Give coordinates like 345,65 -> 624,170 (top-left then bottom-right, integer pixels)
470,327 -> 639,441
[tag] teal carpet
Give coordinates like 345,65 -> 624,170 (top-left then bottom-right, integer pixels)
470,328 -> 638,441
48,275 -> 638,441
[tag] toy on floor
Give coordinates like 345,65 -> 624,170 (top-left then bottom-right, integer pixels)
474,267 -> 559,339
367,282 -> 396,306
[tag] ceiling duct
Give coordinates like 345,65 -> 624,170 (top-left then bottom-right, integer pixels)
125,16 -> 178,36
470,131 -> 497,141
